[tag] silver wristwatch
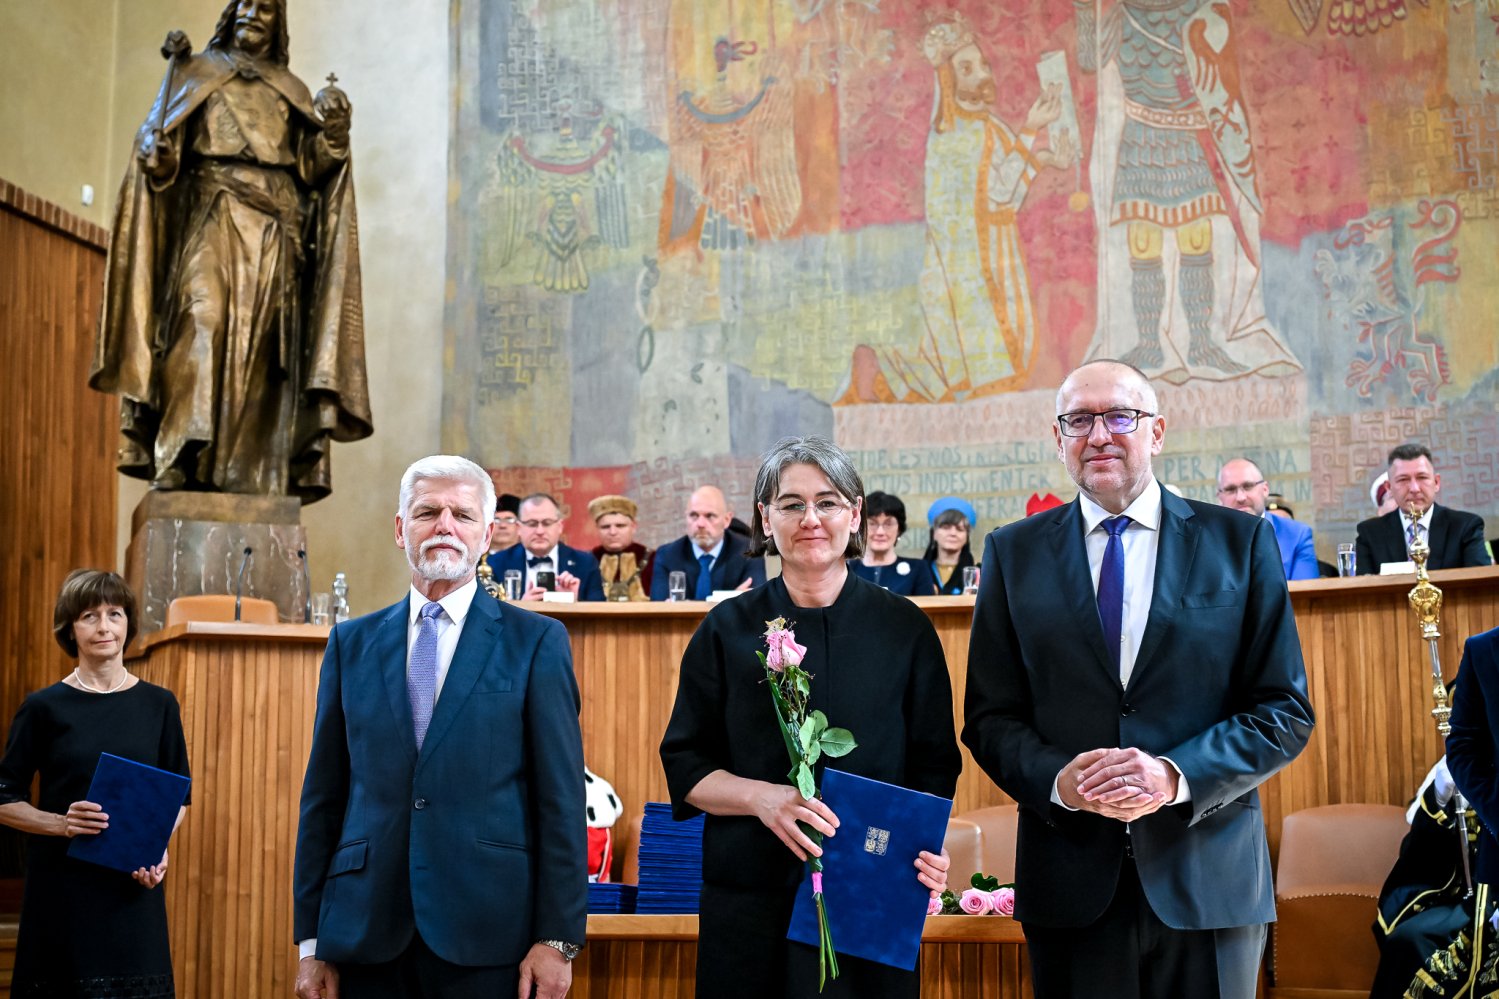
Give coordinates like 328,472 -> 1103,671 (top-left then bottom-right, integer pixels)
540,938 -> 582,961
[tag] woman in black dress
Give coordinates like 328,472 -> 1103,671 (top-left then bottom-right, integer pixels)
847,491 -> 936,596
660,436 -> 962,999
0,570 -> 190,998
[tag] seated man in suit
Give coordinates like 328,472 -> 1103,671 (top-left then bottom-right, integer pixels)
487,493 -> 606,601
1215,458 -> 1318,580
1355,444 -> 1491,574
294,455 -> 585,999
650,485 -> 765,600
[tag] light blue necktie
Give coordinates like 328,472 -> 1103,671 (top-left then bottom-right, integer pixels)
695,553 -> 714,600
1097,516 -> 1131,680
408,601 -> 444,749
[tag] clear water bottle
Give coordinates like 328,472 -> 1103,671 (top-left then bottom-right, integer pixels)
331,572 -> 351,623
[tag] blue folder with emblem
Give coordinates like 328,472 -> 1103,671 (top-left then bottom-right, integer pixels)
786,768 -> 953,971
66,753 -> 190,875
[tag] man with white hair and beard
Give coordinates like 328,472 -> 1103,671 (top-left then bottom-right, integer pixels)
294,455 -> 586,999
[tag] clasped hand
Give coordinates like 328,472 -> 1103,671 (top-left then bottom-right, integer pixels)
1059,747 -> 1177,821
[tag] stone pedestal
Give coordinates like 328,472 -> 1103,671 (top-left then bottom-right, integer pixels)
125,492 -> 310,633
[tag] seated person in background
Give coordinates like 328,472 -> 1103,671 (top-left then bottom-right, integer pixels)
1370,472 -> 1398,517
1215,458 -> 1318,580
1355,444 -> 1491,573
589,494 -> 653,601
923,497 -> 978,595
650,486 -> 766,600
488,492 -> 521,556
1264,494 -> 1292,518
848,491 -> 935,595
1369,755 -> 1483,999
487,492 -> 605,600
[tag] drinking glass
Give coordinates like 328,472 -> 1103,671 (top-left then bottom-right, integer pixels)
962,566 -> 981,594
503,570 -> 523,601
668,571 -> 688,602
1336,543 -> 1357,577
310,592 -> 332,625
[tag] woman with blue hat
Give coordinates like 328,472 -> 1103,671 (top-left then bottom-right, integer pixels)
923,497 -> 978,595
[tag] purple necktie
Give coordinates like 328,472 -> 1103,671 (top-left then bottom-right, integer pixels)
408,601 -> 444,749
1097,516 -> 1131,680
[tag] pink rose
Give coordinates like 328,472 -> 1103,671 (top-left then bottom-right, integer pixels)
927,894 -> 942,916
958,888 -> 993,915
764,629 -> 808,673
993,887 -> 1015,916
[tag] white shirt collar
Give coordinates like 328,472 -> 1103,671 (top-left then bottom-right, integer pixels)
694,536 -> 726,560
527,545 -> 560,565
1078,478 -> 1163,535
408,576 -> 478,626
1403,505 -> 1435,532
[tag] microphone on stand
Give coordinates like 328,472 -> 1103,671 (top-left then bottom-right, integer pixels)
298,548 -> 311,623
235,546 -> 253,622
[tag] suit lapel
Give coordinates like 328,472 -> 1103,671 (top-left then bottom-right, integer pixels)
1428,506 -> 1450,564
379,599 -> 418,765
1050,502 -> 1120,688
418,589 -> 503,766
1132,490 -> 1199,685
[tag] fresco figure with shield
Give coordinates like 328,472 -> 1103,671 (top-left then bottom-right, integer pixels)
1075,0 -> 1300,385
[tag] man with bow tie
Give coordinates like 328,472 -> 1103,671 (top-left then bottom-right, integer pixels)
1354,443 -> 1490,574
486,493 -> 606,601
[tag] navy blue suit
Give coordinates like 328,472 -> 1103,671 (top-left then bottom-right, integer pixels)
1267,513 -> 1318,581
293,586 -> 587,967
1445,626 -> 1499,884
963,488 -> 1314,934
649,533 -> 766,600
486,542 -> 606,601
1355,505 -> 1492,575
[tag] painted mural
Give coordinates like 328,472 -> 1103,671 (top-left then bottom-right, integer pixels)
446,0 -> 1498,557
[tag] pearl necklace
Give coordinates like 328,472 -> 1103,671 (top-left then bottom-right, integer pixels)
73,668 -> 129,694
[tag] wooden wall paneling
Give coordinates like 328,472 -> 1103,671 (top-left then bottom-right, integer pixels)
0,196 -> 116,733
130,624 -> 325,999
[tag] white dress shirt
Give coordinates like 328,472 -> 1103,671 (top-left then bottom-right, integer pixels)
298,577 -> 479,959
1055,479 -> 1190,808
1402,505 -> 1434,551
406,577 -> 477,700
525,546 -> 560,591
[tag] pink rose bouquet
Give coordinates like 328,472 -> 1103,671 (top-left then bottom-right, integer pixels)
927,895 -> 943,916
938,872 -> 1017,916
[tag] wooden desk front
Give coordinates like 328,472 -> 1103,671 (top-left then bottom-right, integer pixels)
120,568 -> 1496,999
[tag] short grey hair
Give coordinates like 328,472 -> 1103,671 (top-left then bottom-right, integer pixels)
748,435 -> 866,558
397,455 -> 497,522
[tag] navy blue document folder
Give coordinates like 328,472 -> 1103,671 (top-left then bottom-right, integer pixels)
66,753 -> 190,874
786,769 -> 953,971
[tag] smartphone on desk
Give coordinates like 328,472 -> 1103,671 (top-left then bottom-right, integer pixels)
535,570 -> 556,591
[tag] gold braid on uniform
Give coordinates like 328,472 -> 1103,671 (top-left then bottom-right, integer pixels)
1404,884 -> 1498,998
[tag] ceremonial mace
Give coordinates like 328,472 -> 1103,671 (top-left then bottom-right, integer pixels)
477,561 -> 507,601
1406,508 -> 1474,896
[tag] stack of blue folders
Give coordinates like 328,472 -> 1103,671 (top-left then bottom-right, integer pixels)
587,881 -> 638,914
635,801 -> 705,914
